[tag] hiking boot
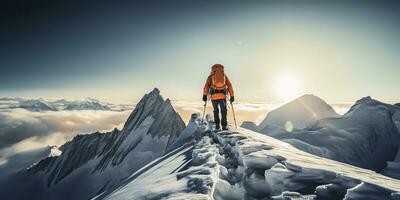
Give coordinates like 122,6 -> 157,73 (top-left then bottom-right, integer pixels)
222,126 -> 228,130
215,124 -> 221,130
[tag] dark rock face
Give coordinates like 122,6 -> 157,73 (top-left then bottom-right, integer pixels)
28,129 -> 120,185
122,88 -> 185,138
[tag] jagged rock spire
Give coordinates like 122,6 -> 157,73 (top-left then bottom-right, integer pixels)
122,88 -> 185,137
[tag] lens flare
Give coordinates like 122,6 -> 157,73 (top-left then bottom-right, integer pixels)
285,121 -> 294,132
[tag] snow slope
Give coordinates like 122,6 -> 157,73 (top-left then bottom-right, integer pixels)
100,114 -> 400,200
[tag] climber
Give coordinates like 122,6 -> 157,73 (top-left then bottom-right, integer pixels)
202,64 -> 234,130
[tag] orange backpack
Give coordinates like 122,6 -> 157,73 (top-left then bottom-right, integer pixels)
210,64 -> 227,94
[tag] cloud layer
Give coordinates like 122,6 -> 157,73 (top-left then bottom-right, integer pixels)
0,100 -> 352,168
0,109 -> 130,163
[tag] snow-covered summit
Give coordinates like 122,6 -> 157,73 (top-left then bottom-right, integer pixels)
63,98 -> 111,111
259,94 -> 339,131
18,99 -> 58,112
122,88 -> 184,138
263,96 -> 400,173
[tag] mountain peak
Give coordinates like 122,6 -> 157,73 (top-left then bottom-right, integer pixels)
259,94 -> 338,130
122,88 -> 164,132
297,94 -> 329,106
149,87 -> 161,96
122,89 -> 184,137
356,96 -> 373,104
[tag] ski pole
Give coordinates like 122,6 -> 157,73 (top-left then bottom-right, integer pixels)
230,102 -> 237,129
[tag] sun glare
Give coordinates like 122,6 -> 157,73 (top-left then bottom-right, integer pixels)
274,74 -> 302,101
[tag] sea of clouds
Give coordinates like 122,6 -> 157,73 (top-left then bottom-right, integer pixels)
0,98 -> 352,168
0,109 -> 131,165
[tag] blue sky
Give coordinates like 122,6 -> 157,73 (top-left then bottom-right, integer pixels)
1,0 -> 399,103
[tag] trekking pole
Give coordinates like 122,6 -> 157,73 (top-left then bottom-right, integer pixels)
202,100 -> 207,120
230,102 -> 237,129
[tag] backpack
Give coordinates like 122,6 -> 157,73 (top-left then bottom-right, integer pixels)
210,64 -> 227,94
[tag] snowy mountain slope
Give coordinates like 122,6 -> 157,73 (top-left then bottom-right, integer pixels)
100,114 -> 400,200
255,96 -> 400,174
259,94 -> 339,133
63,98 -> 111,111
19,100 -> 58,112
0,88 -> 186,200
240,121 -> 260,132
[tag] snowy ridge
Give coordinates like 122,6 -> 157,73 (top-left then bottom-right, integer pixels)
102,115 -> 400,200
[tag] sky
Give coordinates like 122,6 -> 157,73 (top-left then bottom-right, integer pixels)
1,0 -> 399,103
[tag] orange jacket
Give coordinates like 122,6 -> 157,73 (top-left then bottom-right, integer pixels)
203,74 -> 234,100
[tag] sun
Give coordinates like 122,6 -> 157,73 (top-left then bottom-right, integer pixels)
274,74 -> 302,101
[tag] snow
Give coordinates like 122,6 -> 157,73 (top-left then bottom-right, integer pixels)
0,97 -> 128,111
48,146 -> 62,157
19,100 -> 58,112
240,121 -> 260,132
102,115 -> 400,199
252,95 -> 400,175
259,94 -> 339,130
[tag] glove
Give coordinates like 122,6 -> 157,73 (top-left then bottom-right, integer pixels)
202,95 -> 207,102
230,96 -> 235,103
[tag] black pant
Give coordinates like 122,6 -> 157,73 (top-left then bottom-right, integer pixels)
212,99 -> 227,129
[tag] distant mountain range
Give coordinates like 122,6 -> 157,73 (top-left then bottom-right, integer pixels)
0,97 -> 132,112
